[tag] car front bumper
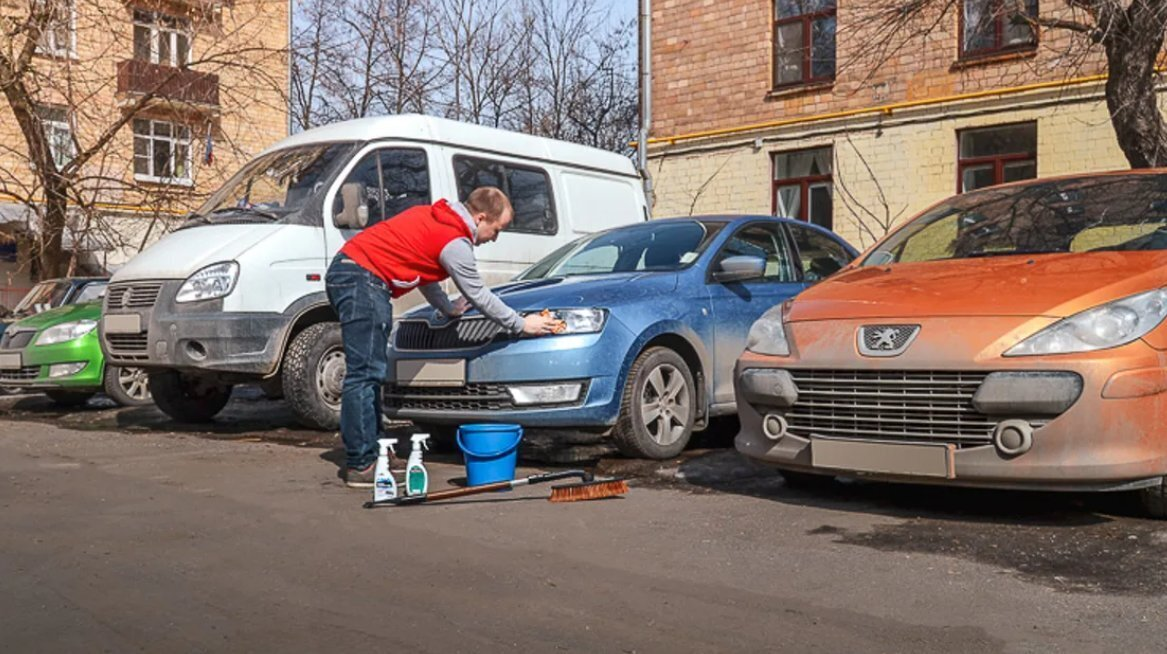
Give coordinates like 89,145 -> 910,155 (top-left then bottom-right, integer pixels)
386,319 -> 636,428
0,331 -> 105,390
734,316 -> 1167,491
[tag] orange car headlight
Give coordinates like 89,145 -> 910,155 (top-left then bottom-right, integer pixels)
1005,288 -> 1167,356
746,304 -> 790,356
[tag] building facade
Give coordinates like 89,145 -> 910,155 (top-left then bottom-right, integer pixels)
647,0 -> 1147,250
0,0 -> 288,306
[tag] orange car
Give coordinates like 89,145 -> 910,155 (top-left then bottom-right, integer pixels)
734,171 -> 1167,517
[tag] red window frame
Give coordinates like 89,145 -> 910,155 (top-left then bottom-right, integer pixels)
773,2 -> 837,88
771,147 -> 833,229
956,123 -> 1037,193
958,0 -> 1038,59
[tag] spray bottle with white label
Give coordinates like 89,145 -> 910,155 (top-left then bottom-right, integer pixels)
405,433 -> 430,496
374,438 -> 399,503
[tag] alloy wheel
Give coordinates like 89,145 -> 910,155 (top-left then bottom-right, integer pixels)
118,367 -> 151,401
640,363 -> 691,446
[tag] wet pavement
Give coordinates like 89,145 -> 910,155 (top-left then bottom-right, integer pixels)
3,390 -> 1167,651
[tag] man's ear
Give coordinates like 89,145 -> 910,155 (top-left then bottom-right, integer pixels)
472,211 -> 488,225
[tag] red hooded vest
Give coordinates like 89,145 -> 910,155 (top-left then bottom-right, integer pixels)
339,200 -> 474,298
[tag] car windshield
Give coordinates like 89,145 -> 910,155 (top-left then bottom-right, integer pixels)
190,142 -> 357,225
517,220 -> 723,280
13,280 -> 71,314
862,174 -> 1167,266
72,282 -> 107,304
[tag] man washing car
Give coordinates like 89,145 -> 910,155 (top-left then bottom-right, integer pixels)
326,186 -> 561,488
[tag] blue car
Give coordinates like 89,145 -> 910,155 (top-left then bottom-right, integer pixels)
386,216 -> 857,459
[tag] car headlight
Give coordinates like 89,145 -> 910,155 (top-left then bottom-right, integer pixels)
1006,288 -> 1167,356
746,304 -> 790,356
527,309 -> 607,334
35,320 -> 97,345
176,261 -> 239,303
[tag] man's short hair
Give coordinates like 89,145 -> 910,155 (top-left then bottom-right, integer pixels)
465,187 -> 513,222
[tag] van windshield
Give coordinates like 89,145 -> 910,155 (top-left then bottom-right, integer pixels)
862,173 -> 1167,266
516,220 -> 723,280
190,142 -> 356,226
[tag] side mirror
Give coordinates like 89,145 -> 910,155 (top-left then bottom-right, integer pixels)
333,182 -> 369,229
712,255 -> 765,283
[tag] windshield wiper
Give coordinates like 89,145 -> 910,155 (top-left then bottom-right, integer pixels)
208,206 -> 281,221
964,249 -> 1059,258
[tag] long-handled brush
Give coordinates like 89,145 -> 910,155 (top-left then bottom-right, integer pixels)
362,470 -> 628,508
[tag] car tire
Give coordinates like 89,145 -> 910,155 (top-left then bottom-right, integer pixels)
283,322 -> 344,431
778,469 -> 836,489
148,370 -> 232,423
612,347 -> 697,460
1137,477 -> 1167,519
102,365 -> 153,407
44,390 -> 94,407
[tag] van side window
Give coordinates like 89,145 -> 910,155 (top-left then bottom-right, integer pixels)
453,155 -> 558,235
332,148 -> 429,229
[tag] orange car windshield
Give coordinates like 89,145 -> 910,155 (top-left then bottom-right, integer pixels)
862,174 -> 1167,266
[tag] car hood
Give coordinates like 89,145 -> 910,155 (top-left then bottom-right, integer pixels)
112,223 -> 286,282
401,272 -> 676,320
9,301 -> 101,331
789,251 -> 1167,322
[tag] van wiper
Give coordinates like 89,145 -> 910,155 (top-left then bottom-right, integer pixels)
209,206 -> 280,221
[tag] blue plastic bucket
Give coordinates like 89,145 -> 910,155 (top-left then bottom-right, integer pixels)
457,424 -> 523,487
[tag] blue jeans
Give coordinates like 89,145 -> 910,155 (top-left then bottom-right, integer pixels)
326,254 -> 393,470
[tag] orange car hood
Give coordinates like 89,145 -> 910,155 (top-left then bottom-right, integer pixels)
789,251 -> 1167,321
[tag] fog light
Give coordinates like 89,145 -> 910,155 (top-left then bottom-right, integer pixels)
49,362 -> 87,378
992,419 -> 1034,457
506,383 -> 583,406
762,413 -> 788,441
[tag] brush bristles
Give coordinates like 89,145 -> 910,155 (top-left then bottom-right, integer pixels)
547,479 -> 629,503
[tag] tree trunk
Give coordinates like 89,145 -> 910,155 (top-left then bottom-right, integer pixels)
39,180 -> 69,279
1103,9 -> 1167,168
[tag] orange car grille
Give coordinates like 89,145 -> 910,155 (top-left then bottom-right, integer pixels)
784,369 -> 1001,445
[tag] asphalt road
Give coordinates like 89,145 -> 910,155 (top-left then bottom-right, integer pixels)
2,393 -> 1166,653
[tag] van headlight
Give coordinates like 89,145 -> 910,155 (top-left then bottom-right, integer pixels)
36,320 -> 97,345
1006,288 -> 1167,356
527,309 -> 607,334
176,261 -> 239,303
746,304 -> 790,356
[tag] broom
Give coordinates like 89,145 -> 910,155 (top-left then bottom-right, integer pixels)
362,470 -> 628,508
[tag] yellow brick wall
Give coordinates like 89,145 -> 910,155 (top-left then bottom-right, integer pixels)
649,85 -> 1141,251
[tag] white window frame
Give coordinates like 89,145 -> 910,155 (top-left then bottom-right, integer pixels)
133,10 -> 193,67
38,106 -> 74,169
37,0 -> 76,59
133,119 -> 194,186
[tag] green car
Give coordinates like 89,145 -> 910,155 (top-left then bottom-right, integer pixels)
0,301 -> 151,407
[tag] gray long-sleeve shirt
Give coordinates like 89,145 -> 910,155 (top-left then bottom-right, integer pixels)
417,201 -> 524,334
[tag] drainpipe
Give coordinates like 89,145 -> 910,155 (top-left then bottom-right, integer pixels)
287,0 -> 294,136
637,0 -> 653,214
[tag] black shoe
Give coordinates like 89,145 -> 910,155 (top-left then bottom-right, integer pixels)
345,464 -> 375,488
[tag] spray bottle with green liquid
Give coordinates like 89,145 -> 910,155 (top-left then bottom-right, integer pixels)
405,434 -> 430,496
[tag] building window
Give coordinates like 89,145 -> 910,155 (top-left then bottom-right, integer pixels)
773,0 -> 836,87
37,0 -> 75,58
37,106 -> 74,168
453,156 -> 558,235
773,147 -> 833,230
957,123 -> 1037,192
133,119 -> 192,183
133,10 -> 192,67
961,0 -> 1037,58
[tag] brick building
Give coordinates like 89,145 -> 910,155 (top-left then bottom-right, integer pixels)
646,0 -> 1147,250
0,0 -> 288,306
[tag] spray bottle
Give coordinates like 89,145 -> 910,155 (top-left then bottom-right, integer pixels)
405,433 -> 430,496
374,438 -> 399,503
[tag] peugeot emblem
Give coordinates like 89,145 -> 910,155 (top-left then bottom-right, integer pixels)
858,325 -> 920,357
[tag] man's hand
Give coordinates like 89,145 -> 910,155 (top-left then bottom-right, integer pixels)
523,313 -> 562,336
449,296 -> 470,318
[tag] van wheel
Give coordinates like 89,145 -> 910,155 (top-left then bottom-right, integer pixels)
45,390 -> 94,407
612,347 -> 696,460
284,322 -> 343,431
148,370 -> 232,423
103,366 -> 153,407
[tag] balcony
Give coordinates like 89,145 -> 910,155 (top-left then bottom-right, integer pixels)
116,59 -> 219,109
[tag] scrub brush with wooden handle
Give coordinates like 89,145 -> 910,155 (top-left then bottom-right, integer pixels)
363,470 -> 628,508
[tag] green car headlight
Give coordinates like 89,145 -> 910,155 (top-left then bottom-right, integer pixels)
36,320 -> 98,346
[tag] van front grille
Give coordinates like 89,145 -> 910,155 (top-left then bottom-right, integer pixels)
106,333 -> 149,352
106,282 -> 163,309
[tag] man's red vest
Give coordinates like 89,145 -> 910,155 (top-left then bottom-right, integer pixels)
340,200 -> 474,298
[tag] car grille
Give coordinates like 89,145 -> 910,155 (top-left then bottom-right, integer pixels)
782,369 -> 1000,446
0,330 -> 35,349
106,282 -> 163,309
0,366 -> 40,382
384,383 -> 515,411
106,333 -> 149,352
394,318 -> 506,350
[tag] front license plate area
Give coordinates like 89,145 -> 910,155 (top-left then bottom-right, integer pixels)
811,437 -> 954,479
396,359 -> 466,387
0,352 -> 21,370
104,314 -> 142,334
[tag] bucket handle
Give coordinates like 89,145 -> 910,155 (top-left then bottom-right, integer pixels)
457,428 -> 523,458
